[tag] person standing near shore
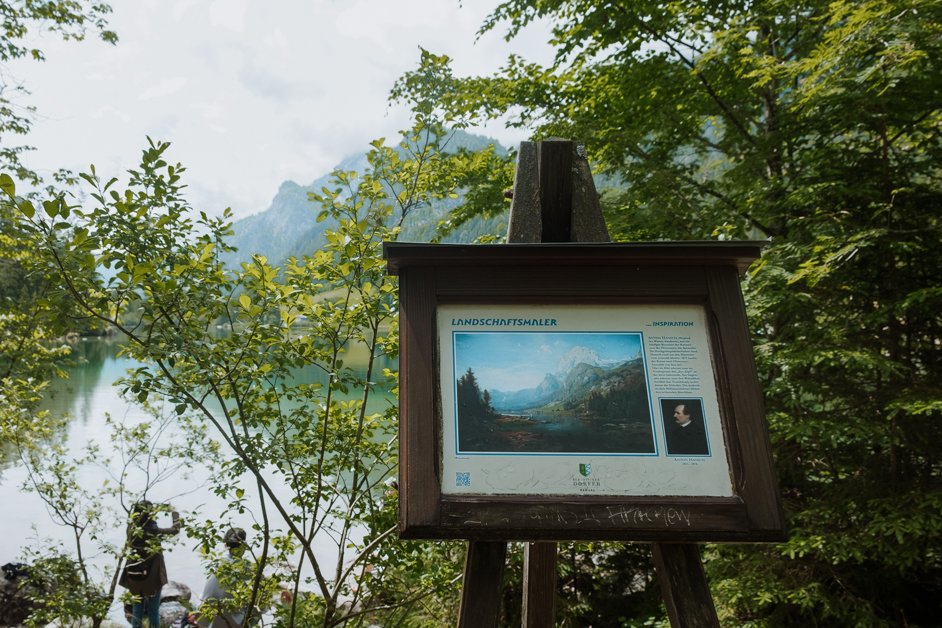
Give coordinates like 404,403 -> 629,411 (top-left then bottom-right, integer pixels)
187,527 -> 253,628
119,500 -> 181,628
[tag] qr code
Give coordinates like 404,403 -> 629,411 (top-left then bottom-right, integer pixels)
455,472 -> 471,487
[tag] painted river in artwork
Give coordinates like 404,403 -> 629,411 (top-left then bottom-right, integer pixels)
466,412 -> 657,454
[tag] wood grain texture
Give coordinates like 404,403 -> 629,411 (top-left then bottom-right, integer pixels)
384,242 -> 765,275
705,266 -> 785,534
523,543 -> 558,627
538,139 -> 573,242
421,497 -> 752,541
397,267 -> 440,530
506,142 -> 542,242
458,541 -> 508,628
570,143 -> 610,241
432,265 -> 708,300
652,543 -> 720,628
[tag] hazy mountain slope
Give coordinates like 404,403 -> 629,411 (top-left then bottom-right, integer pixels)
219,152 -> 368,268
490,357 -> 651,424
221,131 -> 508,268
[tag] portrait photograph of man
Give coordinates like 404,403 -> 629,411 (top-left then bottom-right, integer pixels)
660,398 -> 710,456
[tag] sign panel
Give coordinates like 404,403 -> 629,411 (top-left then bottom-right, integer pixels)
438,304 -> 733,497
384,242 -> 785,542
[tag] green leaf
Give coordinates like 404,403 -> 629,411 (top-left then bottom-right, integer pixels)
18,199 -> 35,219
0,173 -> 14,197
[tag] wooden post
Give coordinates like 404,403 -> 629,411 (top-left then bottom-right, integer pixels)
458,541 -> 507,627
506,139 -> 609,244
652,543 -> 720,627
522,542 -> 559,627
459,138 -> 719,628
537,140 -> 573,241
507,139 -> 609,627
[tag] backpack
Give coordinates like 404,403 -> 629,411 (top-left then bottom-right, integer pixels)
119,554 -> 163,595
123,556 -> 153,580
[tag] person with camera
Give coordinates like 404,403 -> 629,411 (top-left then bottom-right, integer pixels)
183,527 -> 253,628
119,500 -> 181,627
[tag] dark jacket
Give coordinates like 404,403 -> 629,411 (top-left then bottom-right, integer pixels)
119,512 -> 180,596
666,420 -> 709,455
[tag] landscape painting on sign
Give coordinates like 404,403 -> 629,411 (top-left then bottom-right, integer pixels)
453,332 -> 656,454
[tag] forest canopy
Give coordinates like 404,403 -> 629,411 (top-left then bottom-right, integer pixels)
393,0 -> 942,624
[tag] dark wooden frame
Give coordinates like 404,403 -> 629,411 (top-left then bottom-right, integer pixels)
384,241 -> 785,542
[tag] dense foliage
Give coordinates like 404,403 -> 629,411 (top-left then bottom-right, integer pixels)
4,125 -> 475,625
393,0 -> 942,624
0,0 -> 116,430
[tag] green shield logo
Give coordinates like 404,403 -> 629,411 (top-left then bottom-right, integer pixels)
579,463 -> 592,477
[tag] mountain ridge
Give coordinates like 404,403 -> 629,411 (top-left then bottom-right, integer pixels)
489,357 -> 647,417
221,131 -> 509,268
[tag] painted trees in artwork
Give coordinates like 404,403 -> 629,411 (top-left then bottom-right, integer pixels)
456,368 -> 499,450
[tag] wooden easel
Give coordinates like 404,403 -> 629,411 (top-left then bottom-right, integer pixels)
456,139 -> 720,627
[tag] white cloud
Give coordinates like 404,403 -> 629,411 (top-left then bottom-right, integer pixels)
137,76 -> 188,101
209,0 -> 248,32
171,0 -> 199,22
90,105 -> 131,123
9,0 -> 554,218
476,365 -> 544,392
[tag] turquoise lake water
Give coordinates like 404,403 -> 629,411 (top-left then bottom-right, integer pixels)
0,336 -> 396,622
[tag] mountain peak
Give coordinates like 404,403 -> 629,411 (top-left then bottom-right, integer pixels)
222,130 -> 509,269
556,346 -> 601,373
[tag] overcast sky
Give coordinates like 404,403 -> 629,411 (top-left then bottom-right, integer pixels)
8,0 -> 552,218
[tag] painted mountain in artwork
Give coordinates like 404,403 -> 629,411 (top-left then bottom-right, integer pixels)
489,357 -> 650,425
488,372 -> 562,411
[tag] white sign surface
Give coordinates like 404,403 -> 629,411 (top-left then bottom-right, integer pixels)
438,304 -> 733,497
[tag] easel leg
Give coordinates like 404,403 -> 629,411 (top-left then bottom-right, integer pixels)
651,542 -> 719,628
458,540 -> 507,627
522,542 -> 557,627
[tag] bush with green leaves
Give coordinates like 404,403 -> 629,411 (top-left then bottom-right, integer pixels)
3,119 -> 490,626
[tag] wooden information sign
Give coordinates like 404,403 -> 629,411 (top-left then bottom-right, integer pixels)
384,241 -> 784,542
383,139 -> 783,626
